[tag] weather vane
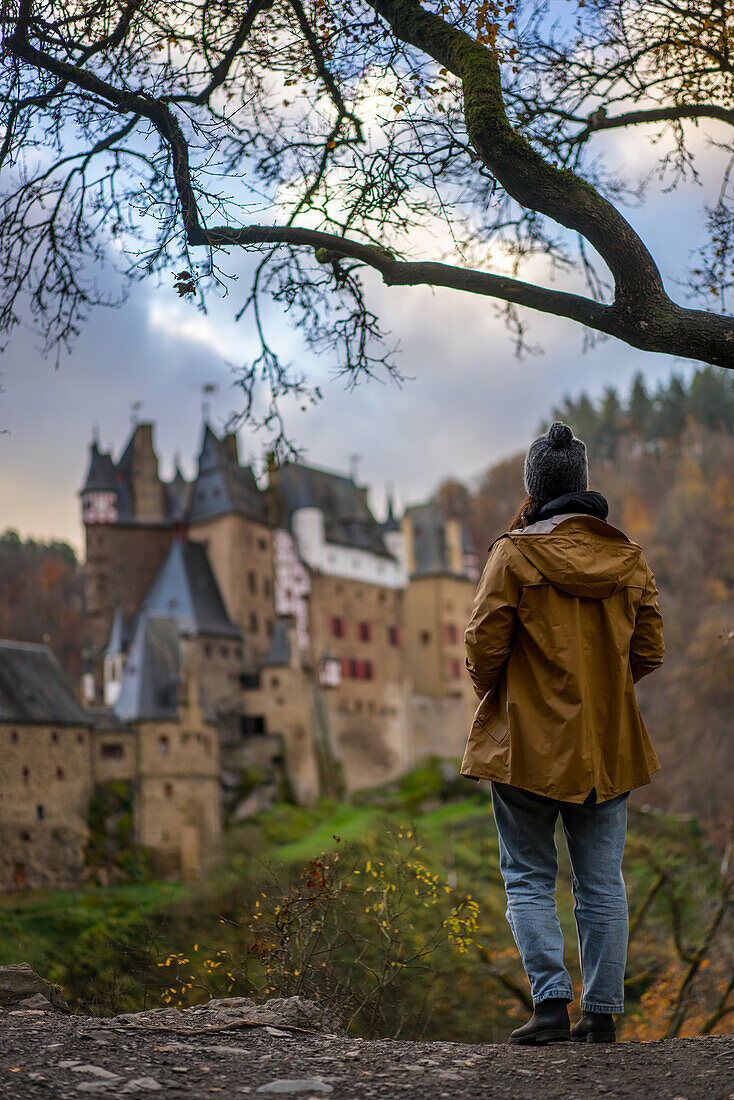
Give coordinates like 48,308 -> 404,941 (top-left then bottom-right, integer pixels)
202,382 -> 218,419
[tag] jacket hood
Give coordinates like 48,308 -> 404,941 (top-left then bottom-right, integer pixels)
509,516 -> 645,599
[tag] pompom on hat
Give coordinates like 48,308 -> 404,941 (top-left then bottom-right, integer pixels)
523,422 -> 588,504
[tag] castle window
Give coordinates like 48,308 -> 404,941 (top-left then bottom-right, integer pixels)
447,659 -> 462,680
258,536 -> 268,551
349,657 -> 359,679
330,616 -> 346,639
419,630 -> 431,645
164,783 -> 174,799
19,831 -> 30,842
158,735 -> 170,756
356,660 -> 374,681
443,623 -> 459,645
271,676 -> 280,689
50,731 -> 59,744
263,578 -> 272,598
204,642 -> 212,658
248,571 -> 257,594
77,733 -> 84,744
36,805 -> 45,821
388,625 -> 402,646
101,743 -> 124,760
220,645 -> 229,658
22,766 -> 29,783
241,715 -> 266,737
357,621 -> 372,642
56,767 -> 64,780
249,612 -> 259,632
235,646 -> 243,660
240,672 -> 260,690
10,730 -> 18,743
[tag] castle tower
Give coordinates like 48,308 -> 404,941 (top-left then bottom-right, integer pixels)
80,424 -> 176,696
186,424 -> 275,664
80,441 -> 118,525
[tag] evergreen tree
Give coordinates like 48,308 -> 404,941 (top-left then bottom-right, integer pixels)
628,373 -> 653,438
687,367 -> 734,434
551,393 -> 599,453
652,374 -> 688,442
597,387 -> 623,460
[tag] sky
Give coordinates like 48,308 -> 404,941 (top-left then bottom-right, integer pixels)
0,120 -> 726,556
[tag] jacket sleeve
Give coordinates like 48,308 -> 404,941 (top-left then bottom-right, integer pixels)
630,561 -> 665,683
464,537 -> 519,700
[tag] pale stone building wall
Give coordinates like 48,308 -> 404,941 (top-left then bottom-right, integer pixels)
307,573 -> 412,791
0,721 -> 93,890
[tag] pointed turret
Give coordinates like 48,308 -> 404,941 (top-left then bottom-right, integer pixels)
382,486 -> 404,567
80,440 -> 119,524
103,607 -> 127,706
383,488 -> 400,533
187,423 -> 266,524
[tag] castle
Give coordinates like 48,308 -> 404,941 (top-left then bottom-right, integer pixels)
0,420 -> 481,889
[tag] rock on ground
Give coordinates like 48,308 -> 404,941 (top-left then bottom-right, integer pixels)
0,1003 -> 733,1099
0,963 -> 69,1013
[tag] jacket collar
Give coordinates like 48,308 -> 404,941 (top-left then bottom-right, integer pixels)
536,490 -> 609,522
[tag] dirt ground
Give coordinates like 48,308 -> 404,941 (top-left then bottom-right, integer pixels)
1,1008 -> 733,1100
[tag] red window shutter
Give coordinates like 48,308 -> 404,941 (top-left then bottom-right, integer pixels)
341,657 -> 351,678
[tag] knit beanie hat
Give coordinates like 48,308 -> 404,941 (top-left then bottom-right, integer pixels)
524,422 -> 588,503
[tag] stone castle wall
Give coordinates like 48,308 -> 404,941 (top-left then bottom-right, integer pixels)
0,722 -> 93,890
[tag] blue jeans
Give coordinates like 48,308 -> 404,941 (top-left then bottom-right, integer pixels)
491,782 -> 629,1014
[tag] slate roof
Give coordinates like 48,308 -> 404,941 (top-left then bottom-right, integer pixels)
80,441 -> 117,494
0,640 -> 91,726
405,500 -> 470,577
187,425 -> 267,524
277,462 -> 395,558
141,539 -> 242,639
262,619 -> 292,667
165,466 -> 191,521
114,615 -> 181,722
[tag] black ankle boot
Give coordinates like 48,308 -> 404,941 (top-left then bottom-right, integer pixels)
570,1010 -> 616,1043
509,998 -> 571,1045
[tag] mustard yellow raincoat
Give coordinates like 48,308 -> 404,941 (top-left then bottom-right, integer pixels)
462,514 -> 664,803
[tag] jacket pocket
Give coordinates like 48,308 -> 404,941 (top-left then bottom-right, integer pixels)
473,682 -> 509,746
